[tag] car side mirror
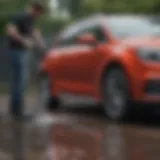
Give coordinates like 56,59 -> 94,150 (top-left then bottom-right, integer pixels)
77,33 -> 97,46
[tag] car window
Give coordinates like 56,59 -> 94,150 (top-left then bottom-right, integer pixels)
67,25 -> 107,45
58,23 -> 107,47
89,26 -> 107,42
58,37 -> 74,46
58,27 -> 82,47
57,34 -> 76,47
57,23 -> 81,47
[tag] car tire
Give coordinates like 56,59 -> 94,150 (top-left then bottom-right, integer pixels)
39,75 -> 60,112
102,67 -> 132,121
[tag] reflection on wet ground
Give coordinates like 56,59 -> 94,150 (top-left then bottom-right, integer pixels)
0,95 -> 160,160
0,117 -> 52,160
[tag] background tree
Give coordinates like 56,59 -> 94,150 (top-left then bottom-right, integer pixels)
1,0 -> 160,36
0,0 -> 28,35
67,0 -> 160,16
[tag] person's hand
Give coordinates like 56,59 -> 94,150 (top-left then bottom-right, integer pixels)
23,38 -> 34,48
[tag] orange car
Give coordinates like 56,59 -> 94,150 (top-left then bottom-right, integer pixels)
39,15 -> 160,120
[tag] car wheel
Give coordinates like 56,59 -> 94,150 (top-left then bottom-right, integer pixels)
102,67 -> 132,121
39,75 -> 60,112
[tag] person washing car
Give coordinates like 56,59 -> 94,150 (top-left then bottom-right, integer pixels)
6,2 -> 45,120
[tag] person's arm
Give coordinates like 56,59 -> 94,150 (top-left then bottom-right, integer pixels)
6,14 -> 33,48
7,23 -> 33,48
32,28 -> 45,49
6,23 -> 25,43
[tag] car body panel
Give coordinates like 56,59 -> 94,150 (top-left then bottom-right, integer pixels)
41,15 -> 160,103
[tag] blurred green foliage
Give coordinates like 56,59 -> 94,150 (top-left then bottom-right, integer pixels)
0,0 -> 28,35
1,0 -> 160,36
0,0 -> 70,36
74,0 -> 160,16
36,18 -> 70,36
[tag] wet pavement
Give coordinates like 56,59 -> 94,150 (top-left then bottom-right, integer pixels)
0,94 -> 160,160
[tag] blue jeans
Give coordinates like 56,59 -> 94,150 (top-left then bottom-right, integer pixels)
9,49 -> 29,117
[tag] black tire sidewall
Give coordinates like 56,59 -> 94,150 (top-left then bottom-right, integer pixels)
102,67 -> 130,121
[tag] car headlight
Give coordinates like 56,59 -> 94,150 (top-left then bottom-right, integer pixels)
137,48 -> 160,61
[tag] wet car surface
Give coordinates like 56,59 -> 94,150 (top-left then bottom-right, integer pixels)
0,94 -> 160,160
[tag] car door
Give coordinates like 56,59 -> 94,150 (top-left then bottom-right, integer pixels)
52,26 -> 82,90
52,37 -> 74,82
64,24 -> 108,94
